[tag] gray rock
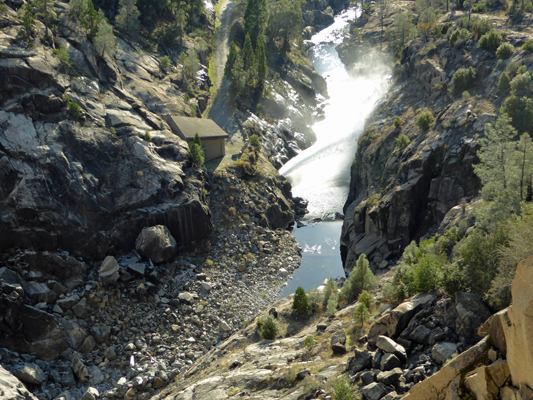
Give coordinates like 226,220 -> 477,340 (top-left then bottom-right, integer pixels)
178,292 -> 194,304
13,363 -> 47,385
56,294 -> 80,311
382,392 -> 403,400
201,281 -> 213,291
361,382 -> 386,400
332,343 -> 347,355
79,335 -> 96,353
0,365 -> 38,399
104,346 -> 117,361
99,256 -> 120,286
346,349 -> 372,374
380,353 -> 402,371
377,367 -> 402,385
360,370 -> 375,385
376,336 -> 407,362
25,282 -> 56,304
71,354 -> 90,383
92,324 -> 111,344
220,321 -> 231,331
81,387 -> 99,400
409,325 -> 431,344
127,263 -> 146,276
455,292 -> 492,343
135,225 -> 177,265
432,342 -> 458,364
72,298 -> 89,318
89,366 -> 104,385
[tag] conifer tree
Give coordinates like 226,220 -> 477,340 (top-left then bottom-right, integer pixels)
242,33 -> 255,71
255,32 -> 267,89
292,286 -> 310,314
243,0 -> 267,47
35,0 -> 55,45
94,17 -> 117,56
80,0 -> 100,38
115,0 -> 140,36
188,133 -> 205,167
516,132 -> 533,200
224,41 -> 239,81
340,254 -> 377,303
22,4 -> 35,38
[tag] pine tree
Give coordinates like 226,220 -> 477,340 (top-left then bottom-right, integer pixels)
224,41 -> 239,81
115,0 -> 140,36
242,33 -> 255,71
80,0 -> 100,38
69,0 -> 87,18
255,32 -> 267,89
340,254 -> 377,303
292,286 -> 310,314
35,0 -> 55,45
22,4 -> 35,39
515,132 -> 533,200
474,114 -> 518,200
93,17 -> 117,57
243,0 -> 267,47
188,133 -> 205,167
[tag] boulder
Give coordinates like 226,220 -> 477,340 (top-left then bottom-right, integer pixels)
12,363 -> 47,385
332,343 -> 347,355
455,292 -> 491,343
401,337 -> 489,400
71,354 -> 90,383
380,353 -> 402,371
431,342 -> 457,365
464,360 -> 511,400
99,256 -> 120,286
346,349 -> 372,374
0,365 -> 38,400
376,336 -> 407,363
91,325 -> 111,344
25,282 -> 56,304
79,335 -> 96,353
81,387 -> 99,400
368,293 -> 436,344
361,382 -> 386,400
478,308 -> 509,357
377,368 -> 403,385
409,325 -> 431,345
500,256 -> 533,390
135,225 -> 177,264
72,298 -> 89,318
178,292 -> 194,305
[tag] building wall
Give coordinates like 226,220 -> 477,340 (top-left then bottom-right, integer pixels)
187,138 -> 226,161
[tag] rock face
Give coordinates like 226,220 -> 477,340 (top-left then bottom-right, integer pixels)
135,225 -> 178,264
0,365 -> 38,400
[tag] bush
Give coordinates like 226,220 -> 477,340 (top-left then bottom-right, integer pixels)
56,45 -> 72,67
323,278 -> 338,306
260,315 -> 279,340
395,133 -> 410,151
449,28 -> 470,47
412,254 -> 442,292
498,72 -> 511,92
249,134 -> 261,151
340,254 -> 377,303
353,303 -> 370,326
143,131 -> 152,141
293,286 -> 310,314
452,67 -> 476,95
326,291 -> 338,316
462,91 -> 470,100
382,283 -> 396,302
471,2 -> 487,12
479,30 -> 502,51
160,55 -> 171,71
496,42 -> 514,59
441,263 -> 465,297
416,111 -> 434,131
523,40 -> 533,54
436,227 -> 460,256
501,95 -> 533,135
510,72 -> 533,97
303,335 -> 315,350
357,290 -> 373,309
308,288 -> 323,311
506,61 -> 519,76
394,116 -> 403,128
67,102 -> 82,119
188,143 -> 205,167
331,376 -> 355,400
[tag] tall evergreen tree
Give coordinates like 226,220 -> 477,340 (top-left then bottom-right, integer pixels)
80,0 -> 101,38
224,41 -> 239,81
243,0 -> 267,47
22,4 -> 35,38
35,0 -> 55,45
242,33 -> 255,70
115,0 -> 140,36
94,17 -> 117,56
255,32 -> 267,89
515,132 -> 533,200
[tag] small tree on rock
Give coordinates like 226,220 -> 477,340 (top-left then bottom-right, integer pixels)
115,0 -> 140,36
340,254 -> 377,303
93,17 -> 117,57
260,315 -> 279,339
292,286 -> 310,314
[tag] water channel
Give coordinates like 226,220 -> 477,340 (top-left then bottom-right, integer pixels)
278,8 -> 390,298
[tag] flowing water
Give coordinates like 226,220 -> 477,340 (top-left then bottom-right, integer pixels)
278,8 -> 390,298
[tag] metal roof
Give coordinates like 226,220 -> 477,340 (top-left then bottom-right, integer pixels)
168,116 -> 229,140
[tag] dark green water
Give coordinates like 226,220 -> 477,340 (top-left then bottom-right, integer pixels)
277,221 -> 345,299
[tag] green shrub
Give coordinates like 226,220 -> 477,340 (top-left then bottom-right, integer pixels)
517,65 -> 528,75
249,134 -> 261,151
412,254 -> 442,292
449,28 -> 470,47
308,288 -> 323,311
506,61 -> 519,76
381,283 -> 396,302
0,4 -> 7,14
357,290 -> 373,309
303,335 -> 315,350
323,278 -> 338,306
441,263 -> 465,297
522,40 -> 533,54
353,303 -> 370,326
501,95 -> 533,135
326,291 -> 338,316
498,72 -> 511,92
426,44 -> 437,57
479,30 -> 502,51
331,376 -> 355,400
436,227 -> 460,256
143,131 -> 152,141
260,315 -> 279,340
452,67 -> 476,95
462,90 -> 471,100
416,111 -> 434,131
67,102 -> 82,119
56,45 -> 72,67
472,17 -> 493,36
496,42 -> 514,59
471,2 -> 487,12
394,116 -> 403,128
292,286 -> 310,314
160,55 -> 171,71
395,133 -> 410,151
188,133 -> 205,167
495,59 -> 505,70
340,254 -> 377,303
109,127 -> 116,135
510,72 -> 533,97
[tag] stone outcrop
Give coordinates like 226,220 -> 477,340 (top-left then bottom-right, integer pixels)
0,365 -> 38,400
135,225 -> 178,264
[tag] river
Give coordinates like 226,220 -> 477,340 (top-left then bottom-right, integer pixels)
278,8 -> 390,298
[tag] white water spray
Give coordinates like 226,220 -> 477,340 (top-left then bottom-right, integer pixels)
280,8 -> 390,218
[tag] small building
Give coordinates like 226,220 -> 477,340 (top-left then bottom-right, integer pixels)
167,116 -> 229,162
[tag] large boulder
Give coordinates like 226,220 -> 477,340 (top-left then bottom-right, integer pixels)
455,292 -> 492,343
135,225 -> 177,264
500,256 -> 533,390
431,342 -> 457,365
0,365 -> 38,400
376,336 -> 407,363
464,359 -> 510,400
99,256 -> 120,285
